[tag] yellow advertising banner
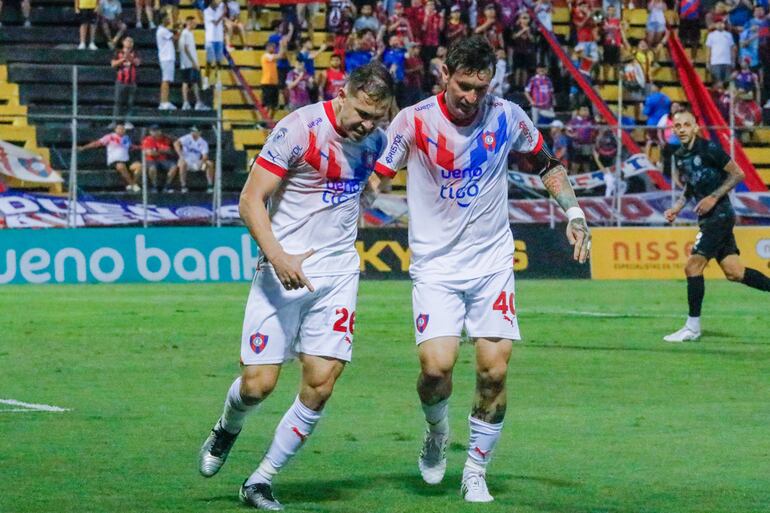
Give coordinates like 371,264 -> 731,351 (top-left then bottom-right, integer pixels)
591,227 -> 770,280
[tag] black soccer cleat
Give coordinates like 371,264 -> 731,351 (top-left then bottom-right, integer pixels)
198,419 -> 240,477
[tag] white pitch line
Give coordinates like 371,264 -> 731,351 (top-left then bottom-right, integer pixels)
0,398 -> 71,413
523,309 -> 681,319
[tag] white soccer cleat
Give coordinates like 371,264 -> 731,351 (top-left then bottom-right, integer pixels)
663,326 -> 701,343
418,430 -> 448,485
461,471 -> 494,503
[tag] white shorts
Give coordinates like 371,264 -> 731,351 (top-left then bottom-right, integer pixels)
412,268 -> 520,344
160,60 -> 175,83
240,270 -> 359,365
184,158 -> 204,171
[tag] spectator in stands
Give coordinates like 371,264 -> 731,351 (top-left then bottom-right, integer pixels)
642,82 -> 671,155
475,3 -> 504,49
646,0 -> 667,47
160,0 -> 179,26
567,105 -> 596,174
747,6 -> 770,106
511,12 -> 536,89
727,0 -> 753,34
382,35 -> 407,105
489,48 -> 508,98
387,2 -> 414,44
444,5 -> 467,46
246,0 -> 261,31
173,126 -> 213,194
203,0 -> 226,91
111,36 -> 140,129
156,15 -> 178,110
286,59 -> 313,111
525,64 -> 555,126
706,20 -> 736,84
405,0 -> 425,42
534,0 -> 553,32
657,101 -> 683,175
297,38 -> 327,101
733,57 -> 761,99
78,123 -> 141,192
225,0 -> 248,50
633,39 -> 660,94
142,124 -> 178,193
76,0 -> 99,50
296,2 -> 320,40
99,0 -> 127,50
676,0 -> 702,60
134,0 -> 155,29
331,2 -> 355,58
0,0 -> 32,28
354,3 -> 381,33
573,1 -> 599,79
427,45 -> 445,91
319,53 -> 347,101
593,127 -> 618,172
403,41 -> 425,105
260,37 -> 288,117
179,16 -> 209,111
601,5 -> 627,82
419,0 -> 443,66
550,120 -> 570,168
739,19 -> 761,71
706,1 -> 731,30
345,30 -> 376,73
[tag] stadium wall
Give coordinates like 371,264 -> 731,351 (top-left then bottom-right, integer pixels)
0,225 -> 590,285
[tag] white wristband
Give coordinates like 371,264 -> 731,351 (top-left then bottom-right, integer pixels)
566,207 -> 585,222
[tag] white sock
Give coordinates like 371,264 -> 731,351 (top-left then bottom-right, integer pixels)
220,377 -> 259,434
686,316 -> 701,332
465,415 -> 504,471
421,398 -> 449,434
245,396 -> 322,486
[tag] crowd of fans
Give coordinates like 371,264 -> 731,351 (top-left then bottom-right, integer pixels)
4,0 -> 769,188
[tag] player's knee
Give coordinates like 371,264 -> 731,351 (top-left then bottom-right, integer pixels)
420,365 -> 452,387
724,268 -> 744,282
685,260 -> 705,277
476,364 -> 508,391
240,373 -> 277,403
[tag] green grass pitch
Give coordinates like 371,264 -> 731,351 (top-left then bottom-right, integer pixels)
1,279 -> 768,513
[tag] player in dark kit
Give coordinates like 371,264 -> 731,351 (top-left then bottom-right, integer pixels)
663,111 -> 770,342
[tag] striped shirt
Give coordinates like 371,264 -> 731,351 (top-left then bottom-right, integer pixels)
114,50 -> 139,85
679,0 -> 701,20
525,75 -> 554,109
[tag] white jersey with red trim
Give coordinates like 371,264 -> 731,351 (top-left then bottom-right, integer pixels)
254,100 -> 386,276
375,92 -> 543,281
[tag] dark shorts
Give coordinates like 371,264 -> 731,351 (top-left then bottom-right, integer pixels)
679,18 -> 701,47
602,45 -> 620,65
692,216 -> 740,261
149,159 -> 176,173
79,8 -> 97,24
110,160 -> 128,170
262,84 -> 279,108
180,67 -> 200,85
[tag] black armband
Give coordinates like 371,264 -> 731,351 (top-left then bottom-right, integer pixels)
525,144 -> 563,177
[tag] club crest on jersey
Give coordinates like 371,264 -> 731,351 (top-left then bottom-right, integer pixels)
249,332 -> 269,354
416,314 -> 429,334
694,156 -> 702,166
482,131 -> 497,151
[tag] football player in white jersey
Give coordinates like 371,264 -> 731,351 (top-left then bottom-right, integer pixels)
198,62 -> 394,511
374,36 -> 592,503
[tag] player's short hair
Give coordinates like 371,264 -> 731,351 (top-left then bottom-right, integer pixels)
445,36 -> 496,76
346,61 -> 395,103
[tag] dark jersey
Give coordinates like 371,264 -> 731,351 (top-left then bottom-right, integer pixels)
674,137 -> 734,222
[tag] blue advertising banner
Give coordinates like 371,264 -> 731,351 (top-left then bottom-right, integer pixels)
0,227 -> 259,285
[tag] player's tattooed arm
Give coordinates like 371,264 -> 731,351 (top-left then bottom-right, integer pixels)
664,184 -> 692,222
541,164 -> 592,263
695,160 -> 745,216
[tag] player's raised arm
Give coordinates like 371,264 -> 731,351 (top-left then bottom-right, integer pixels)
239,162 -> 315,292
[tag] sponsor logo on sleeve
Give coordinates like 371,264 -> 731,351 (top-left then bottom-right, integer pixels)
385,134 -> 404,164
